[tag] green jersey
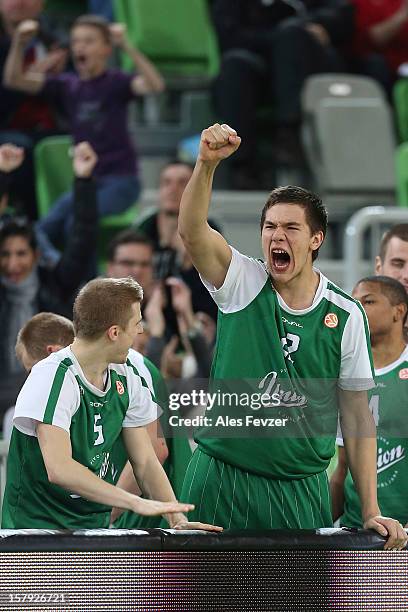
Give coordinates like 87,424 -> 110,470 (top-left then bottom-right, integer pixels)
341,346 -> 408,527
196,247 -> 374,479
1,347 -> 159,530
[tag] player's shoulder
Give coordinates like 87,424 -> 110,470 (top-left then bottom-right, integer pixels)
30,346 -> 75,374
111,349 -> 153,386
323,276 -> 366,319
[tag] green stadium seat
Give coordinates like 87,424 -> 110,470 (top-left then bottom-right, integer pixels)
396,142 -> 408,206
34,135 -> 139,266
394,79 -> 408,143
113,0 -> 219,83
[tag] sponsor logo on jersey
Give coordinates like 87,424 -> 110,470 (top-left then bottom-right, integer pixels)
90,401 -> 104,408
324,313 -> 338,328
399,368 -> 408,380
377,437 -> 406,488
282,316 -> 303,329
116,381 -> 125,395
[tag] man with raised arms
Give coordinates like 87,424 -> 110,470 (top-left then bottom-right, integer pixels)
177,123 -> 406,549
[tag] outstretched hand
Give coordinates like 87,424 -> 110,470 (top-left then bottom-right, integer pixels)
0,144 -> 24,173
198,123 -> 241,165
131,497 -> 194,517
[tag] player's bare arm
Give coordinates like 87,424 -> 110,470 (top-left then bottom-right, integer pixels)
37,422 -> 190,518
178,123 -> 241,289
3,20 -> 46,94
329,446 -> 348,522
122,426 -> 223,531
110,420 -> 168,523
339,389 -> 407,550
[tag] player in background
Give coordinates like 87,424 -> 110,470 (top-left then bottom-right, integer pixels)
375,224 -> 408,294
1,276 -> 221,532
331,276 -> 408,528
177,123 -> 406,549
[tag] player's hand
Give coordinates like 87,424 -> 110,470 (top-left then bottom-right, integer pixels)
172,519 -> 224,532
169,513 -> 223,532
363,515 -> 408,550
15,19 -> 39,43
131,497 -> 194,517
73,141 -> 98,178
198,123 -> 241,165
109,23 -> 128,47
32,48 -> 68,75
0,144 -> 24,173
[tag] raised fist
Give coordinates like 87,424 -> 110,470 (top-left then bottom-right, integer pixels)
73,142 -> 98,178
0,144 -> 24,173
198,123 -> 241,165
109,23 -> 127,47
15,20 -> 39,43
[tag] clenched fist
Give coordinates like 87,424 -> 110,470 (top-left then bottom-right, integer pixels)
15,20 -> 39,43
73,142 -> 98,178
199,123 -> 241,165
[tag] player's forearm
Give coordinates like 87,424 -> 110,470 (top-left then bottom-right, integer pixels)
49,457 -> 141,512
178,159 -> 217,244
329,468 -> 346,522
122,41 -> 165,93
131,453 -> 185,527
343,436 -> 380,521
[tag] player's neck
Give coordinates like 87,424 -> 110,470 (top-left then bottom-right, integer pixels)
70,339 -> 110,391
371,330 -> 406,369
274,267 -> 320,310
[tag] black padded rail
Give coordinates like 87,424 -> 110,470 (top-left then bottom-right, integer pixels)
0,527 -> 395,553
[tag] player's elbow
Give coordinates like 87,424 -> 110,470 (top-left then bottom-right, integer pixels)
43,458 -> 70,487
156,439 -> 169,465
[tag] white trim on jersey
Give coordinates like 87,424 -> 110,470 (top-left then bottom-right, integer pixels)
13,356 -> 80,437
200,246 -> 267,314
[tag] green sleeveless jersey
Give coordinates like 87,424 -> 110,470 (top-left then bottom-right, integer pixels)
196,247 -> 374,479
1,347 -> 160,529
341,346 -> 408,526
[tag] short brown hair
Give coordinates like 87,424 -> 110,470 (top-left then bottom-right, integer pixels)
260,185 -> 328,261
379,224 -> 408,262
72,14 -> 111,44
73,277 -> 143,340
16,313 -> 74,361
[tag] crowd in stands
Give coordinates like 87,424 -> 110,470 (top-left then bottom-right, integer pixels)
1,0 -> 408,532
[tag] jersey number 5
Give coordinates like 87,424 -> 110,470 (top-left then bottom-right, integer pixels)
94,414 -> 105,446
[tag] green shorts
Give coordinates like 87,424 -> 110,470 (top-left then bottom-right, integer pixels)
180,447 -> 333,529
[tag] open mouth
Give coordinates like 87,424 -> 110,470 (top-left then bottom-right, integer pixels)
271,248 -> 291,273
75,54 -> 87,68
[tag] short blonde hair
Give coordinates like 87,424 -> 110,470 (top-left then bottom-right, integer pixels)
73,277 -> 143,340
16,313 -> 74,361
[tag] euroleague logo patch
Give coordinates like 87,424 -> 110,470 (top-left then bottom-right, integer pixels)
399,368 -> 408,380
116,380 -> 125,395
324,313 -> 338,328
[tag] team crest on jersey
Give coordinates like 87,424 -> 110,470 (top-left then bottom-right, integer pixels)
399,368 -> 408,380
116,381 -> 125,395
324,313 -> 338,328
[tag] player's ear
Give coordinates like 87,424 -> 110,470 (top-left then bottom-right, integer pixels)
311,230 -> 324,252
107,325 -> 120,342
394,302 -> 407,323
374,256 -> 382,275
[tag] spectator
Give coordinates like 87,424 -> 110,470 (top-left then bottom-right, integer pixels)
211,0 -> 354,187
0,0 -> 68,219
351,0 -> 408,91
135,160 -> 218,322
106,229 -> 155,304
4,15 -> 165,246
0,141 -> 98,400
375,224 -> 408,293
